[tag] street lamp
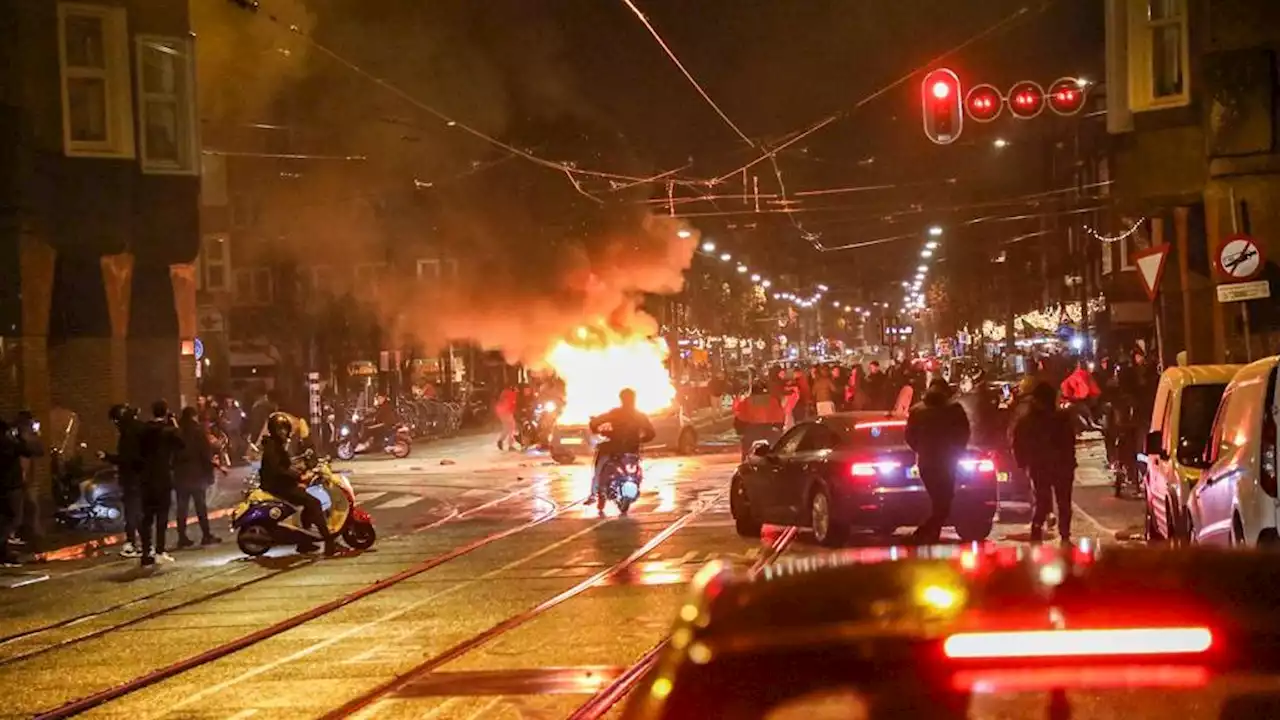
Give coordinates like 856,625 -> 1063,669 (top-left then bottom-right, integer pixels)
925,240 -> 939,250
701,241 -> 715,252
751,273 -> 761,282
719,253 -> 731,261
736,265 -> 748,274
917,265 -> 928,273
817,284 -> 829,292
921,249 -> 933,258
928,226 -> 944,237
761,279 -> 772,288
993,138 -> 1009,149
677,229 -> 692,239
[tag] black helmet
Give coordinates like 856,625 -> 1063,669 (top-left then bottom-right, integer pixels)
267,412 -> 293,441
108,403 -> 133,424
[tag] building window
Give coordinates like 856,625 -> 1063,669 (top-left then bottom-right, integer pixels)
199,235 -> 230,292
1127,0 -> 1190,110
135,36 -> 199,174
416,259 -> 458,280
57,2 -> 134,158
233,267 -> 274,306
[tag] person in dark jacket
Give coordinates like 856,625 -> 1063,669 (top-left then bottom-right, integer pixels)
861,361 -> 891,411
587,389 -> 656,505
137,400 -> 184,566
10,410 -> 45,552
99,404 -> 144,558
1012,381 -> 1078,543
905,378 -> 972,543
175,407 -> 222,548
260,412 -> 335,555
0,419 -> 40,567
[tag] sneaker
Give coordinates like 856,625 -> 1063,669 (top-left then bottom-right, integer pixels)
497,440 -> 504,451
155,552 -> 176,564
176,537 -> 195,549
7,536 -> 25,546
1,557 -> 20,568
119,542 -> 143,559
296,542 -> 319,554
140,555 -> 156,567
201,535 -> 223,546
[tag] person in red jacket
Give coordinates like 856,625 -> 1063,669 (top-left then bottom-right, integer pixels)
1060,360 -> 1102,432
494,385 -> 518,451
734,382 -> 786,461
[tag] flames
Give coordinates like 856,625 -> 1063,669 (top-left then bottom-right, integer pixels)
544,328 -> 676,426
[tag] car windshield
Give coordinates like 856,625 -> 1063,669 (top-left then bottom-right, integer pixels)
824,418 -> 909,448
1177,383 -> 1227,465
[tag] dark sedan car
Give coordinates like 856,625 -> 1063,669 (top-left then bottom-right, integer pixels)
729,413 -> 998,545
622,544 -> 1280,720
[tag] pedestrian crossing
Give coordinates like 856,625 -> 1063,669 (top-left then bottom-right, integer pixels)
351,491 -> 428,511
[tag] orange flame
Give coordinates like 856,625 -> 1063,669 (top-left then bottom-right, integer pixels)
544,328 -> 676,426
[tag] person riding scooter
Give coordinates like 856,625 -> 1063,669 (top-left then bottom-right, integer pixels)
587,389 -> 655,506
259,412 -> 335,555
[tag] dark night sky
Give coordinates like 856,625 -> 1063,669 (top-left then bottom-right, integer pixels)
258,0 -> 1105,311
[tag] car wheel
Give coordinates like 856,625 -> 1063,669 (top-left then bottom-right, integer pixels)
953,514 -> 994,543
730,477 -> 762,537
810,487 -> 847,547
676,428 -> 698,455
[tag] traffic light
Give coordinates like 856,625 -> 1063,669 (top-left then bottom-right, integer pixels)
1047,77 -> 1088,116
965,84 -> 1003,123
921,68 -> 963,145
1008,81 -> 1045,119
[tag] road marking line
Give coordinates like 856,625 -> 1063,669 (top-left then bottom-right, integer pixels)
357,492 -> 388,504
223,710 -> 258,720
372,495 -> 425,509
153,518 -> 609,717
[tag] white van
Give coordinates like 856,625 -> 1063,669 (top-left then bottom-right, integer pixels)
1188,356 -> 1280,547
1142,364 -> 1240,543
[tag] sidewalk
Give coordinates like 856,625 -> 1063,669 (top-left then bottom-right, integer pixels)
30,467 -> 251,563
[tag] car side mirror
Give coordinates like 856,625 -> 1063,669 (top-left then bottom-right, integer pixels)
751,441 -> 772,459
1145,431 -> 1165,459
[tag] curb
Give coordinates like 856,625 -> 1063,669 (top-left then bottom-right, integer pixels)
35,507 -> 238,563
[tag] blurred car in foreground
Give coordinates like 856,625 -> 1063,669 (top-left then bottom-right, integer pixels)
730,413 -> 999,545
624,542 -> 1280,719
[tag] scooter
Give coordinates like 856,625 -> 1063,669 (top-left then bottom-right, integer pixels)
334,418 -> 412,461
596,452 -> 643,515
51,445 -> 125,531
231,453 -> 377,556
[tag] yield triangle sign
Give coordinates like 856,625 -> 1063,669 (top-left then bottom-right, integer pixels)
1134,244 -> 1170,301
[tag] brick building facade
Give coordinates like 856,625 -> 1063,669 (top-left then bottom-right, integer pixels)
0,1 -> 200,502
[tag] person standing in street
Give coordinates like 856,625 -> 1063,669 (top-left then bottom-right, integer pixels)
905,378 -> 971,544
494,384 -> 517,452
812,366 -> 836,417
8,411 -> 45,553
137,401 -> 184,566
0,419 -> 41,567
175,407 -> 222,548
100,404 -> 144,558
733,382 -> 786,461
1012,381 -> 1078,543
861,361 -> 889,411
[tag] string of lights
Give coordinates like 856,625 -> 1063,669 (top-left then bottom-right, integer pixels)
1084,217 -> 1147,244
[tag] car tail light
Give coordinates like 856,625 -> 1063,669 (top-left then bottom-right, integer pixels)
957,458 -> 996,474
951,665 -> 1210,692
854,420 -> 907,430
851,461 -> 900,478
943,627 -> 1213,659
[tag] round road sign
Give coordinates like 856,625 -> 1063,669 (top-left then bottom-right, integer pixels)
1216,234 -> 1265,281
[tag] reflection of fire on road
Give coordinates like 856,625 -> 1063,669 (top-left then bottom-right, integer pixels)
544,327 -> 676,426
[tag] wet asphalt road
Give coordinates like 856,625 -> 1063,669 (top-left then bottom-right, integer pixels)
0,430 -> 1138,720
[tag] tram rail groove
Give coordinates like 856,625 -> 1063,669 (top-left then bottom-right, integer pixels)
565,525 -> 799,719
32,495 -> 579,720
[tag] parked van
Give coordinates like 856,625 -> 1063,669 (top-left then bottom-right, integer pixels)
1142,364 -> 1241,543
1187,356 -> 1279,547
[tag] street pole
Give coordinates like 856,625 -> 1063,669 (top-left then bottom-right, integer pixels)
1228,188 -> 1253,361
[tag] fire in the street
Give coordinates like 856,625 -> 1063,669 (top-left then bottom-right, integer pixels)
544,328 -> 676,426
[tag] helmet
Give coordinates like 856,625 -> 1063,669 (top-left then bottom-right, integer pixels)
108,404 -> 134,424
267,412 -> 294,441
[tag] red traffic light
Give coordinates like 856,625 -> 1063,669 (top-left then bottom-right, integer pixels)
921,68 -> 963,145
1007,80 -> 1045,119
1047,77 -> 1088,116
965,84 -> 1003,123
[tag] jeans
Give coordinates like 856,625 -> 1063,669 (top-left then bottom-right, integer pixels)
175,485 -> 212,541
496,412 -> 516,449
267,483 -> 332,541
1,487 -> 23,562
591,452 -> 612,498
138,488 -> 172,558
911,466 -> 956,544
1030,470 -> 1074,542
18,468 -> 42,548
120,479 -> 142,546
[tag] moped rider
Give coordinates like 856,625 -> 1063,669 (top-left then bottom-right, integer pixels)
587,389 -> 655,508
259,412 -> 335,555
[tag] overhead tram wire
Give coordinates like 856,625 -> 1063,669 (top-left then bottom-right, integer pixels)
238,4 -> 690,187
705,2 -> 1055,185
